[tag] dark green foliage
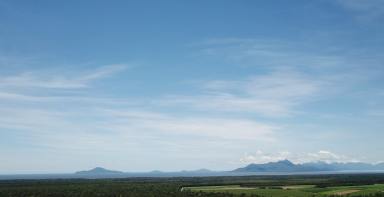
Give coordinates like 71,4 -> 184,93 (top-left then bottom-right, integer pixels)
0,179 -> 236,197
0,173 -> 384,197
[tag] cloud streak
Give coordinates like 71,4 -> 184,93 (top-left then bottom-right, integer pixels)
162,68 -> 323,117
337,0 -> 384,21
0,64 -> 128,89
194,38 -> 353,70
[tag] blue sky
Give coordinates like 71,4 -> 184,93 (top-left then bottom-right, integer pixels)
0,0 -> 384,174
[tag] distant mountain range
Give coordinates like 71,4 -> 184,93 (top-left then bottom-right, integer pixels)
73,167 -> 219,178
75,160 -> 384,177
233,160 -> 384,173
2,160 -> 384,180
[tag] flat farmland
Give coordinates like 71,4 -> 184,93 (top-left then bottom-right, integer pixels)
184,183 -> 384,197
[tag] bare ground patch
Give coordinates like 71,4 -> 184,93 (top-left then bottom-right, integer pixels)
333,190 -> 360,195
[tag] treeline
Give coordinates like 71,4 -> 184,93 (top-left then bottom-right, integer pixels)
0,181 -> 221,197
315,174 -> 384,188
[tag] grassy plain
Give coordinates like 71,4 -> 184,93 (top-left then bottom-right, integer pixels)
185,183 -> 384,197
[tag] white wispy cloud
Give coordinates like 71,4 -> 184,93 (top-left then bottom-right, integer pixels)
119,116 -> 276,140
194,38 -> 351,69
182,37 -> 384,119
0,64 -> 128,89
161,68 -> 323,117
337,0 -> 384,21
0,62 -> 277,144
0,106 -> 278,156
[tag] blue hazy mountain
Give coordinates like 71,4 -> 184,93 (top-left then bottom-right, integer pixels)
75,167 -> 123,175
234,160 -> 317,172
233,160 -> 384,173
73,167 -> 218,178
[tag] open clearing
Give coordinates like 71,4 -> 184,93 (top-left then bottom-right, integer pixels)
282,185 -> 315,190
332,189 -> 361,195
183,185 -> 257,191
185,184 -> 384,197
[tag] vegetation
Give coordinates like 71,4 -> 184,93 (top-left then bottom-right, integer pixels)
1,173 -> 384,196
186,184 -> 384,197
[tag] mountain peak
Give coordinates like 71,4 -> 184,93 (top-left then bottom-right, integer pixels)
276,159 -> 294,165
233,159 -> 301,173
92,167 -> 107,171
75,167 -> 123,175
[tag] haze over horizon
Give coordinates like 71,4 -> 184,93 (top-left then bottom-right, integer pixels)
0,0 -> 383,174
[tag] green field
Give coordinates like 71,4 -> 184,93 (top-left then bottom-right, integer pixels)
184,184 -> 384,197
